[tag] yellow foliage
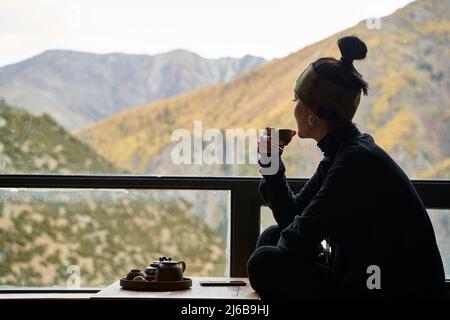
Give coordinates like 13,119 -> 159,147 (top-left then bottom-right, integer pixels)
418,158 -> 450,179
74,30 -> 345,172
73,1 -> 445,174
370,66 -> 417,124
373,107 -> 418,154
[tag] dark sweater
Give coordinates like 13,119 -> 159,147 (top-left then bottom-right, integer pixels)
259,122 -> 446,298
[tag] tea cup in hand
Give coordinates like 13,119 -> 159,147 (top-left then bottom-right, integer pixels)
258,128 -> 296,156
276,128 -> 297,146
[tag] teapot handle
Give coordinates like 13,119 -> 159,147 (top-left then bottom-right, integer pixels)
178,260 -> 186,272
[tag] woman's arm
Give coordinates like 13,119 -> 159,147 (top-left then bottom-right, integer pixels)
259,157 -> 325,229
277,149 -> 366,261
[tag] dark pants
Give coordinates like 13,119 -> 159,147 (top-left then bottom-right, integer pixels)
247,225 -> 336,300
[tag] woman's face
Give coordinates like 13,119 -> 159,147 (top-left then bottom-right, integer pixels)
293,94 -> 315,138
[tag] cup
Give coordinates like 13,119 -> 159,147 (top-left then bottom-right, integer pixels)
277,129 -> 296,146
266,128 -> 296,146
126,269 -> 146,280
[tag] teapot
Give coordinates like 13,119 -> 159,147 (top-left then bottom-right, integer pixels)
150,257 -> 186,281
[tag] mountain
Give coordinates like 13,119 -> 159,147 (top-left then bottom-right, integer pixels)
0,100 -> 227,286
418,159 -> 450,179
75,0 -> 450,180
0,187 -> 227,286
0,49 -> 265,130
0,99 -> 120,174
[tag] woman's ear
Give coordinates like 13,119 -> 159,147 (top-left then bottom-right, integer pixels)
307,114 -> 319,127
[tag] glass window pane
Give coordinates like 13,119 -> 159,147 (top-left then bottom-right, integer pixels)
260,206 -> 276,234
0,188 -> 230,288
0,1 -> 447,180
428,209 -> 450,279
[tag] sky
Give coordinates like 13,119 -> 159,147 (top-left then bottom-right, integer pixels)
0,0 -> 414,67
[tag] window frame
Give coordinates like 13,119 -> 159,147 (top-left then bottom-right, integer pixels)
0,174 -> 449,293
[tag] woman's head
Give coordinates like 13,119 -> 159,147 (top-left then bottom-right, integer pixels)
293,36 -> 368,140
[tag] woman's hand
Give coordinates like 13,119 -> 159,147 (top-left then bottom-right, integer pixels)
258,128 -> 286,157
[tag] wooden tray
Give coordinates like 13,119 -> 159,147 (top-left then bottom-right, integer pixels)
120,277 -> 192,291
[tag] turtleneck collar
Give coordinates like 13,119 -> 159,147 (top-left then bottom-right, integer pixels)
317,122 -> 360,158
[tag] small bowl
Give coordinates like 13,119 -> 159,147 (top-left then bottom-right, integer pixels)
126,269 -> 145,280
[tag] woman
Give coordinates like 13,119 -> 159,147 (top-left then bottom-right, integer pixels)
247,36 -> 446,299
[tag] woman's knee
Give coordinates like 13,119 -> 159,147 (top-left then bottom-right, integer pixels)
247,246 -> 297,299
256,225 -> 281,248
247,246 -> 285,292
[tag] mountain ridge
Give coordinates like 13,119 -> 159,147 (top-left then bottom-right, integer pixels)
75,0 -> 450,180
0,49 -> 265,130
0,99 -> 121,174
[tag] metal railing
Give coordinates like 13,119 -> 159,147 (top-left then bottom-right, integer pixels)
0,174 -> 449,292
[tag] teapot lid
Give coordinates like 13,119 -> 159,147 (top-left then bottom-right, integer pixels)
160,260 -> 178,264
158,256 -> 172,261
